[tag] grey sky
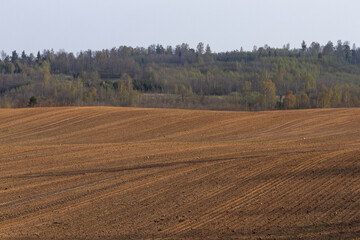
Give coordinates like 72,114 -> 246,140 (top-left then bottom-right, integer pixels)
1,0 -> 359,54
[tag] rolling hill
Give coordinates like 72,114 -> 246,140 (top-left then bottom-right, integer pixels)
0,107 -> 359,239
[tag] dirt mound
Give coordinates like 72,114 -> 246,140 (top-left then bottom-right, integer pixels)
0,107 -> 359,239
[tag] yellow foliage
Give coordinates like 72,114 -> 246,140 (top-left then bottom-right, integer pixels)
2,101 -> 11,108
283,90 -> 296,109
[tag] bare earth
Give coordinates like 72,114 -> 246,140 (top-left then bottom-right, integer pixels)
0,107 -> 359,239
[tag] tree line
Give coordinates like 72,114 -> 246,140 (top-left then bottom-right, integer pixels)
1,40 -> 360,110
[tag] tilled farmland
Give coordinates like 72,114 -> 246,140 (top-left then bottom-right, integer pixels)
0,107 -> 359,239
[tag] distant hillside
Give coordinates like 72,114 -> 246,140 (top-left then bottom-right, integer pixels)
1,41 -> 360,110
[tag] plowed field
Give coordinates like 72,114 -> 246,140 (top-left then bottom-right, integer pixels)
0,107 -> 359,239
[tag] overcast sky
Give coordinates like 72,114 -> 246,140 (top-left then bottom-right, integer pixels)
1,0 -> 359,54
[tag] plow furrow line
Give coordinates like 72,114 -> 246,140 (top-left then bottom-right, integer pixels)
224,151 -> 360,234
0,159 -> 229,231
163,151 -> 337,235
0,111 -> 101,141
0,166 -> 180,230
133,161 -> 245,230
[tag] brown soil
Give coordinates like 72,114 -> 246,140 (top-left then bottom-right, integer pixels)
0,107 -> 359,239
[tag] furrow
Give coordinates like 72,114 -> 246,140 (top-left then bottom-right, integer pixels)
164,151 -> 335,235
